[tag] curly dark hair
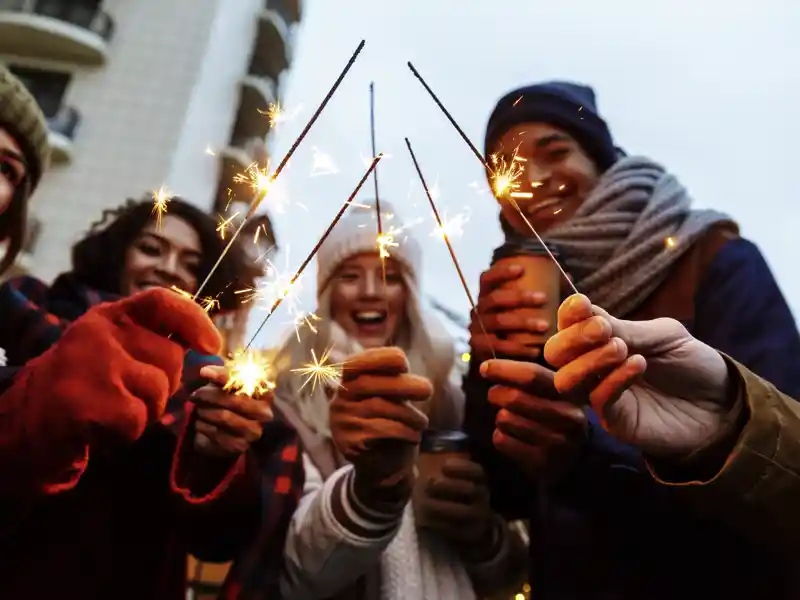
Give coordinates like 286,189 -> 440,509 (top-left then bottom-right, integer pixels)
71,195 -> 268,313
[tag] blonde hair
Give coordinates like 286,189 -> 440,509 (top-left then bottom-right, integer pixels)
272,268 -> 463,437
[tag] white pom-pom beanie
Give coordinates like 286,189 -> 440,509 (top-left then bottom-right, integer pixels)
312,200 -> 462,427
316,200 -> 423,295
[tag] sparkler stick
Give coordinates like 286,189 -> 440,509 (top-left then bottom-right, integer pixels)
369,81 -> 393,336
405,137 -> 494,358
369,82 -> 382,232
245,153 -> 384,349
191,39 -> 367,302
407,61 -> 577,295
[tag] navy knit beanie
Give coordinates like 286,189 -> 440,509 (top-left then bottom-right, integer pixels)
484,81 -> 618,173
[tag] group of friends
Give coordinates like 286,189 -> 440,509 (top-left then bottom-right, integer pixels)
1,62 -> 799,600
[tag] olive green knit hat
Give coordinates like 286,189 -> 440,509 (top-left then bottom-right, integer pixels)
0,64 -> 50,190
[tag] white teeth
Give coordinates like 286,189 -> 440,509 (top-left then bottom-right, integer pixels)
356,311 -> 383,320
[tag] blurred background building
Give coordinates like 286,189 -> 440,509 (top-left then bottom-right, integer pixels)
0,0 -> 299,354
0,1 -> 301,595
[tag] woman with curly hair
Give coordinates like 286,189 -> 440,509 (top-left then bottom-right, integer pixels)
0,195 -> 303,600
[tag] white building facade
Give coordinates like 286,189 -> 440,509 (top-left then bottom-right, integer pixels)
0,0 -> 299,282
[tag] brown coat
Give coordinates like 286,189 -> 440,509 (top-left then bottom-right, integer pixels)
648,359 -> 800,560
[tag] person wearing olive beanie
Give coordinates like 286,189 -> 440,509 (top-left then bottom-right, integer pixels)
0,64 -> 50,274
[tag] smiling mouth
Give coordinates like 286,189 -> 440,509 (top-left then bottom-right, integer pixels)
352,310 -> 387,327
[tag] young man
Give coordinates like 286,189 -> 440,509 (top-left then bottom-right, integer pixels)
463,81 -> 800,599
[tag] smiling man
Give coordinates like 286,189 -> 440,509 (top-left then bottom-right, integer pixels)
462,81 -> 800,599
0,64 -> 50,275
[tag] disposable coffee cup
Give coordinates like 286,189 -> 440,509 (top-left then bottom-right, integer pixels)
412,429 -> 470,529
490,241 -> 561,348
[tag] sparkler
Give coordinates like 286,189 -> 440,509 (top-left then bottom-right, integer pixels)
369,82 -> 382,235
245,153 -> 385,349
405,137 -> 494,358
407,62 -> 577,294
291,347 -> 343,392
191,39 -> 367,303
151,185 -> 172,229
224,349 -> 275,397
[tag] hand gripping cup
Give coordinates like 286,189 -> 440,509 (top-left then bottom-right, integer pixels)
412,429 -> 470,528
489,240 -> 561,349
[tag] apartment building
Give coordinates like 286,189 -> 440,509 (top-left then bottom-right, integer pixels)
0,0 -> 301,351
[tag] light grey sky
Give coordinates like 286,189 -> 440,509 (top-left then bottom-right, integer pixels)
246,0 -> 800,346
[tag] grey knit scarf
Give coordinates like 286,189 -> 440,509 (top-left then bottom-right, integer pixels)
505,156 -> 734,317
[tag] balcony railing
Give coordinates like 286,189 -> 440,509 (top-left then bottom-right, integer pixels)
47,103 -> 80,140
251,10 -> 290,81
0,0 -> 114,39
0,0 -> 115,65
265,0 -> 300,27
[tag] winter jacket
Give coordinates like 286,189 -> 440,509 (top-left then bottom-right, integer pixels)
276,372 -> 527,600
0,274 -> 303,600
463,226 -> 800,599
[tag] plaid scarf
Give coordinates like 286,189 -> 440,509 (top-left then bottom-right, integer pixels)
0,273 -> 305,599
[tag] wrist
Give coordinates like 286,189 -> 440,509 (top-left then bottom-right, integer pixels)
648,363 -> 747,483
352,468 -> 413,512
460,517 -> 503,563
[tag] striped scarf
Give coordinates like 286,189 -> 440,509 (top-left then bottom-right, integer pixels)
0,273 -> 305,599
504,155 -> 735,317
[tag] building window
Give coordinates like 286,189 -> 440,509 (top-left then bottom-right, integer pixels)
7,66 -> 70,119
23,0 -> 101,29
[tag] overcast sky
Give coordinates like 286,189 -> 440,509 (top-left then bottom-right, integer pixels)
246,0 -> 799,346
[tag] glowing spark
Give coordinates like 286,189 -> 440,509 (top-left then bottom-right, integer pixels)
291,347 -> 343,392
253,223 -> 273,245
461,352 -> 471,363
170,285 -> 193,300
205,145 -> 216,156
233,163 -> 290,214
310,146 -> 340,177
431,208 -> 471,241
489,151 -> 524,198
360,151 -> 392,167
200,296 -> 219,313
224,349 -> 275,397
261,102 -> 304,128
665,236 -> 676,248
264,102 -> 285,127
217,212 -> 240,239
236,254 -> 304,315
376,232 -> 398,258
151,185 -> 172,229
235,162 -> 273,197
291,311 -> 322,340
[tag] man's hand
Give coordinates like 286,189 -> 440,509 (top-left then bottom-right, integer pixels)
191,365 -> 273,457
330,348 -> 430,501
417,456 -> 496,552
543,294 -> 736,457
480,359 -> 588,480
470,263 -> 550,361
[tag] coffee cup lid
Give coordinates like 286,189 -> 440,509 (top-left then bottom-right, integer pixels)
492,239 -> 559,263
420,429 -> 469,453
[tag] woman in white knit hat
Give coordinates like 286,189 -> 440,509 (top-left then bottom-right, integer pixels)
272,201 -> 525,600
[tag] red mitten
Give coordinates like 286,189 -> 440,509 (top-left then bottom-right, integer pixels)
0,288 -> 221,495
